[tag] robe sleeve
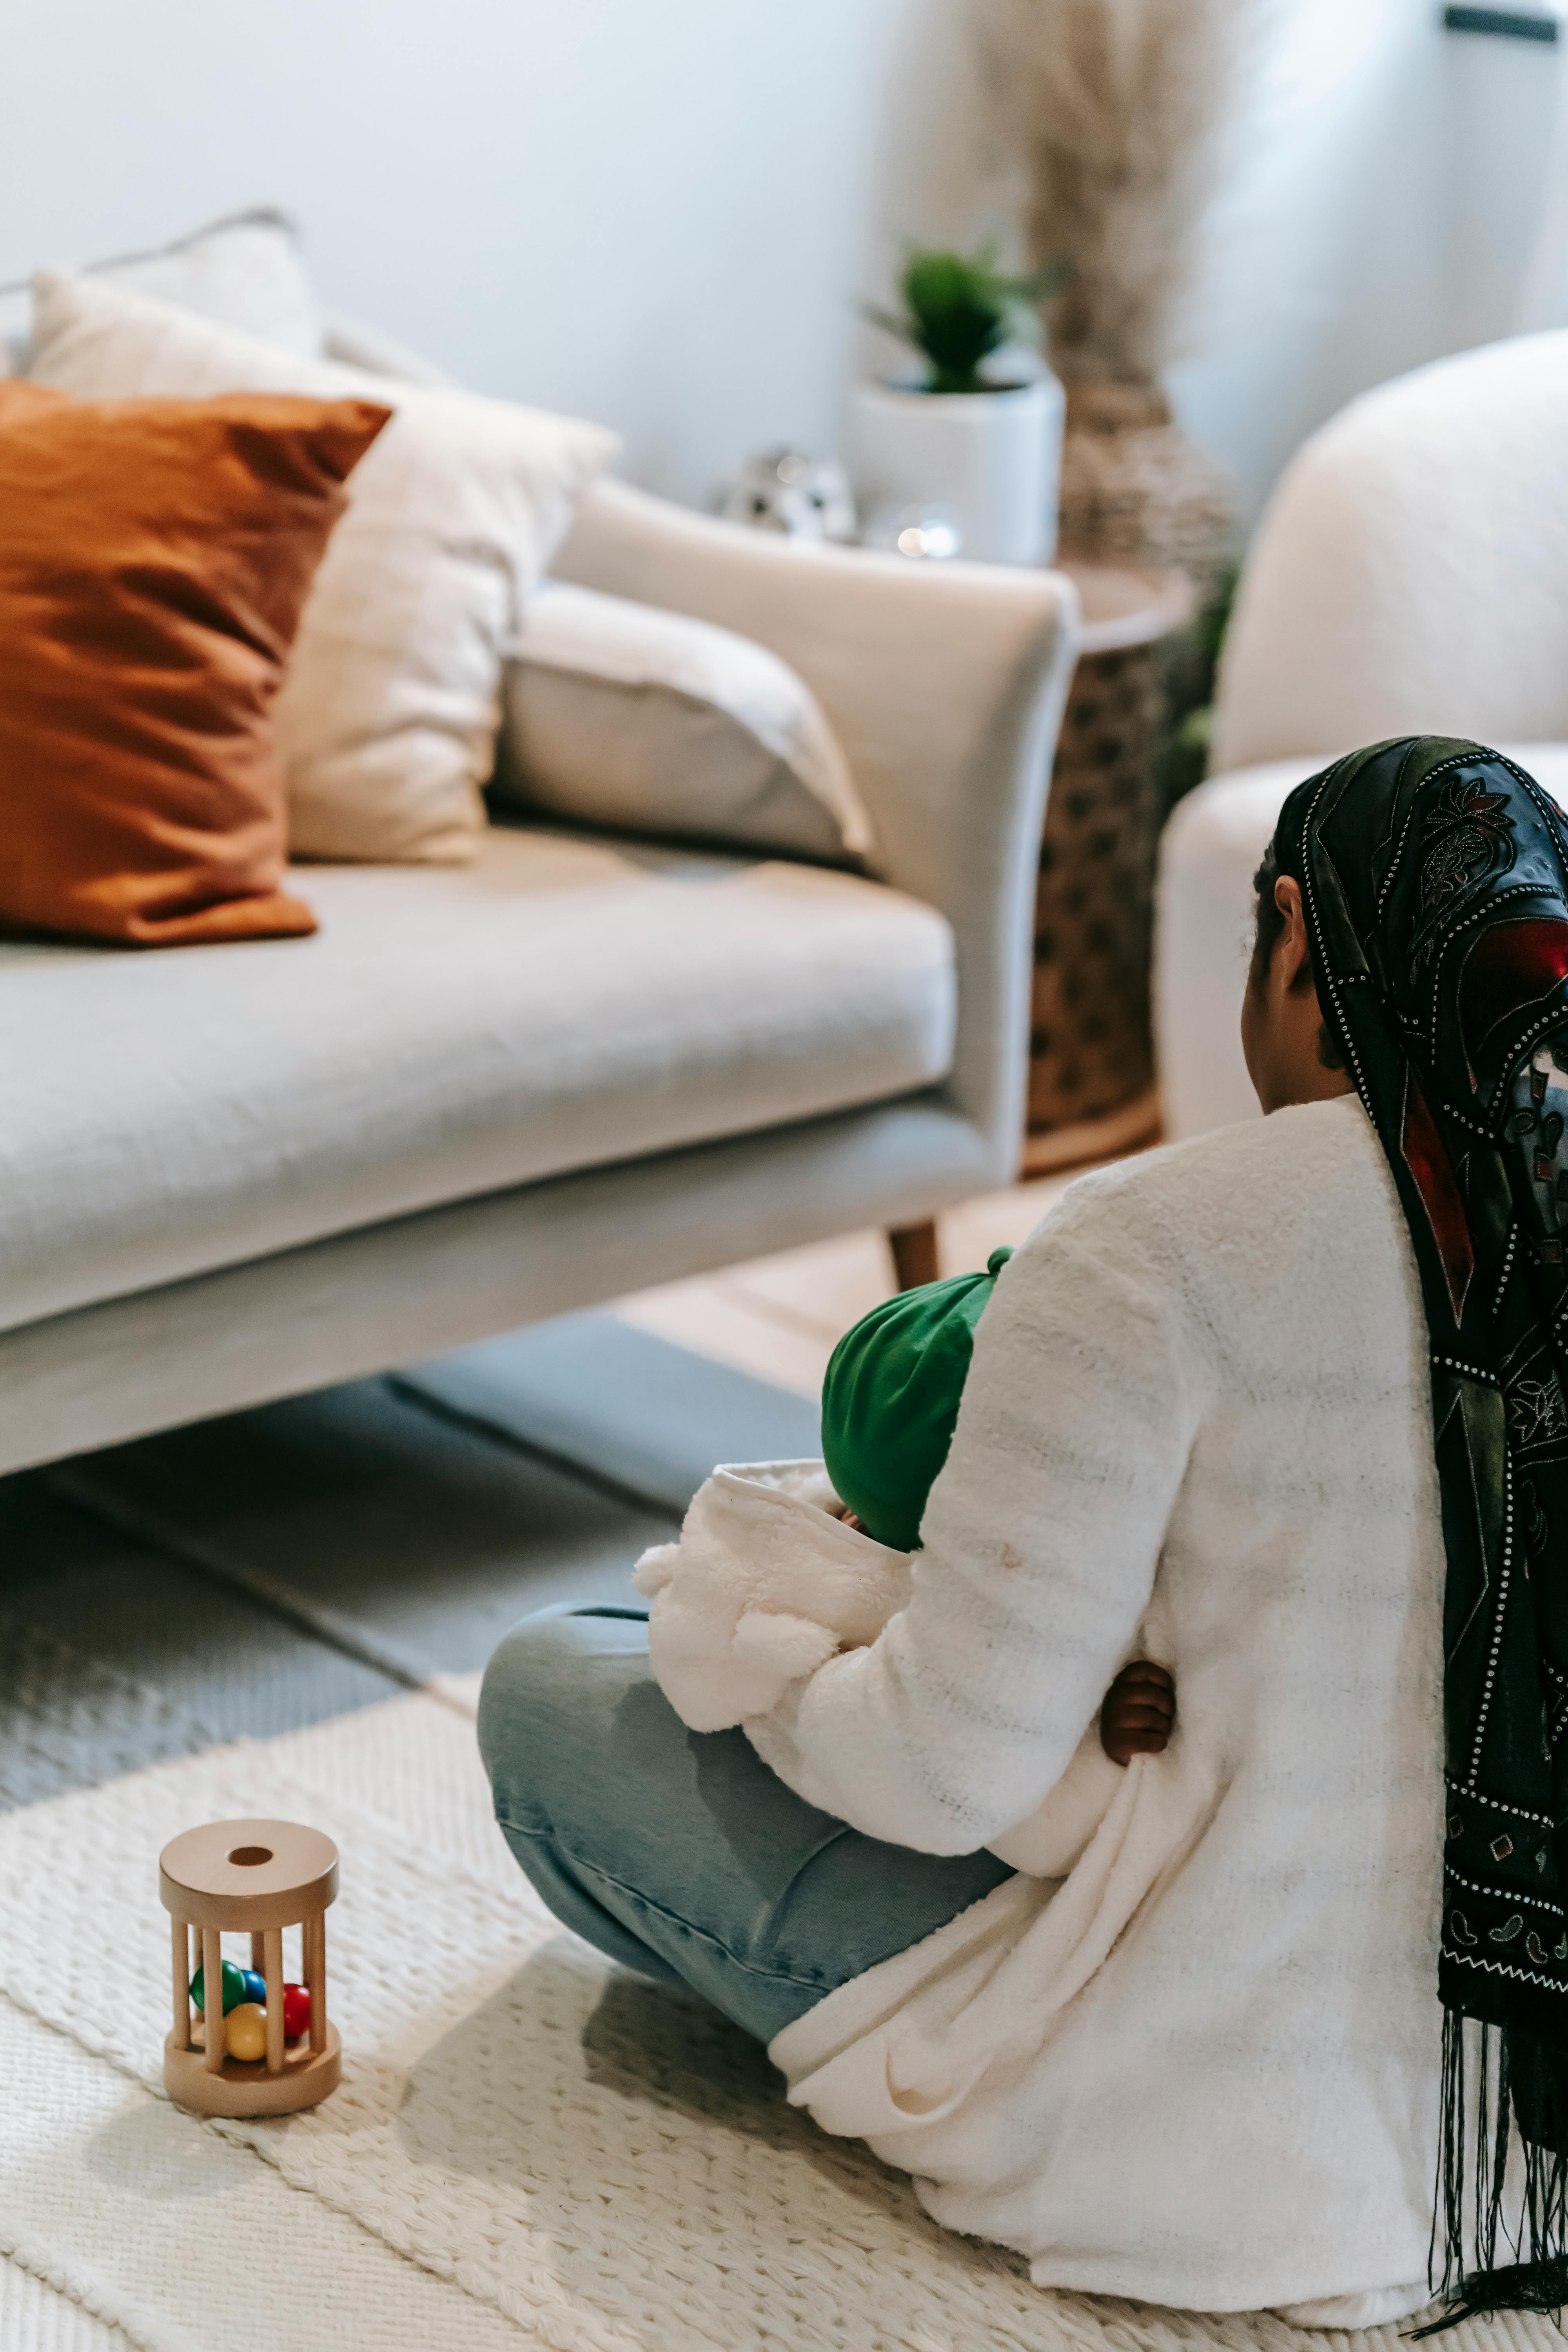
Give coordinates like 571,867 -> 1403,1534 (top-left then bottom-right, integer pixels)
742,1174 -> 1207,1853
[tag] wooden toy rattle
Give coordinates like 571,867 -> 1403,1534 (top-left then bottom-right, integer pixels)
160,1818 -> 341,2117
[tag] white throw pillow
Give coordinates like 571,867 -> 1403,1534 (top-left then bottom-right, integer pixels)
1,208 -> 321,377
494,584 -> 873,861
320,311 -> 457,389
30,270 -> 619,863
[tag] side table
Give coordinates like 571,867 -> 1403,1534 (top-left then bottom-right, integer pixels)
1022,559 -> 1193,1175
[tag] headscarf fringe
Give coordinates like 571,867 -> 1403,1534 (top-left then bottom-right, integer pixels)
1413,2012 -> 1568,2335
1274,740 -> 1568,2339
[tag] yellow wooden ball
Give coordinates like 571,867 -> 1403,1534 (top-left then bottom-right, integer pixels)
224,2001 -> 268,2062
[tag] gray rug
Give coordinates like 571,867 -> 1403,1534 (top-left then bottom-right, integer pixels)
1,1311 -> 818,1809
401,1310 -> 820,1516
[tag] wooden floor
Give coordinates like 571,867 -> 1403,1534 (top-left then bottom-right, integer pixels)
612,1163 -> 1102,1398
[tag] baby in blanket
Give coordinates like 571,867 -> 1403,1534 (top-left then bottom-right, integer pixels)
820,1245 -> 1173,1769
635,1246 -> 1173,1775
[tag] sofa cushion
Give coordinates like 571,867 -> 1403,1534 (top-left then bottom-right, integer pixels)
0,823 -> 955,1335
0,208 -> 322,377
1154,743 -> 1568,1142
29,270 -> 620,867
494,583 -> 874,862
0,380 -> 387,947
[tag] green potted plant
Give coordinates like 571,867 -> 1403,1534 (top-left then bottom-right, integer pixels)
853,242 -> 1068,566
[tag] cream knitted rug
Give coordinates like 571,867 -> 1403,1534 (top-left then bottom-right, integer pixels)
0,1684 -> 1557,2352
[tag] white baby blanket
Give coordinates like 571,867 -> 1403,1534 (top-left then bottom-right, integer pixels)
634,1460 -> 1125,1878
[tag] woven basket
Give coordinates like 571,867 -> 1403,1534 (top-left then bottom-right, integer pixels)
1057,382 -> 1234,603
1027,564 -> 1190,1156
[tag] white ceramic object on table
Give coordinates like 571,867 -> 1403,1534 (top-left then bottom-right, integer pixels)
850,372 -> 1064,567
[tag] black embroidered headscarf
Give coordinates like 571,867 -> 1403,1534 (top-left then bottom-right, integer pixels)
1271,737 -> 1568,2331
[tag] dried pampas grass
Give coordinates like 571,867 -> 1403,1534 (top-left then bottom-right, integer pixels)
977,0 -> 1248,582
978,0 -> 1249,385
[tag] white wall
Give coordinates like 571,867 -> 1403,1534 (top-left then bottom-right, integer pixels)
1168,0 -> 1563,528
2,0 -> 1562,529
0,0 -> 918,508
852,0 -> 1567,533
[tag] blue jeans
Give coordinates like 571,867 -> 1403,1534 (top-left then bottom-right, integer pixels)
477,1606 -> 1013,2044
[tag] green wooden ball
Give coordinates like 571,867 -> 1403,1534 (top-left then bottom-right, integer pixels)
189,1956 -> 247,2015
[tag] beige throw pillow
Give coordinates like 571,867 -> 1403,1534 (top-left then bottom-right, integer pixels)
30,270 -> 620,862
494,584 -> 873,860
0,208 -> 323,377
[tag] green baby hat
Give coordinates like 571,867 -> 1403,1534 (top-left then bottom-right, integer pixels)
821,1246 -> 1013,1554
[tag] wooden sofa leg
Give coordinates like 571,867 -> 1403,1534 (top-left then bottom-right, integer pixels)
887,1219 -> 940,1292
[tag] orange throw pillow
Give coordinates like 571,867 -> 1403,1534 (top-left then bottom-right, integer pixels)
0,379 -> 389,946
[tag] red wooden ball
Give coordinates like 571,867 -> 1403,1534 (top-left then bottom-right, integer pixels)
282,1982 -> 311,2039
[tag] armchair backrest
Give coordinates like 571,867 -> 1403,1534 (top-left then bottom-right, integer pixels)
1211,331 -> 1568,776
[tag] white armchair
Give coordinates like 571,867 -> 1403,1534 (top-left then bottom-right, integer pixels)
1155,330 -> 1568,1140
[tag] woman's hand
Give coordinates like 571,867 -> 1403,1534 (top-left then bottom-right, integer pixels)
1099,1661 -> 1175,1765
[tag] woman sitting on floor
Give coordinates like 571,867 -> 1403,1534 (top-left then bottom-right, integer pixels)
479,736 -> 1568,2333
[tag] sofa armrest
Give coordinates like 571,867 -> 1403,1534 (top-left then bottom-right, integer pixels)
554,480 -> 1080,1181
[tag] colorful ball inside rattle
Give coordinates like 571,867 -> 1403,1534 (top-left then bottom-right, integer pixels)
188,1957 -> 247,2015
224,2001 -> 268,2063
187,1959 -> 310,2053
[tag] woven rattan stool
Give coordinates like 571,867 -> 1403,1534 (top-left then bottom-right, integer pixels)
160,1817 -> 341,2117
1024,559 -> 1192,1172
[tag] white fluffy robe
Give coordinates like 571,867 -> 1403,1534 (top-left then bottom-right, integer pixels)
634,1465 -> 1123,1876
659,1098 -> 1450,2320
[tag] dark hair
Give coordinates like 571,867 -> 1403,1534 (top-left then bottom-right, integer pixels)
1250,839 -> 1345,1071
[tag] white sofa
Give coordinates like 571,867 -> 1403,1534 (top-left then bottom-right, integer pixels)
1154,330 -> 1568,1142
0,480 -> 1077,1475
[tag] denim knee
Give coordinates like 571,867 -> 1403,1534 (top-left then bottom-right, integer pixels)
477,1604 -> 648,1837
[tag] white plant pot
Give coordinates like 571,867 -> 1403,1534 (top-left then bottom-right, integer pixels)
851,372 -> 1065,567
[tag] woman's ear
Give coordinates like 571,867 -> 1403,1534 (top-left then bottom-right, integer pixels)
1274,875 -> 1313,996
